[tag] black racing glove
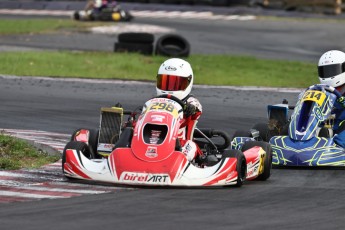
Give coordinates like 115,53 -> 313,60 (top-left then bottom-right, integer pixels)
184,103 -> 197,117
337,96 -> 345,108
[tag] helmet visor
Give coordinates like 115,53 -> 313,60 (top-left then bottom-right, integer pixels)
157,74 -> 191,91
318,63 -> 345,78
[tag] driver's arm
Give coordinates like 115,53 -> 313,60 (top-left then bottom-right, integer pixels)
185,97 -> 202,120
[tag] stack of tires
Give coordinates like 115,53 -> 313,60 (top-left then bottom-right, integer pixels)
114,32 -> 154,55
114,32 -> 190,57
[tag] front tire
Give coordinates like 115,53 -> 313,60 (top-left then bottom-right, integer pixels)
223,150 -> 246,187
62,141 -> 95,175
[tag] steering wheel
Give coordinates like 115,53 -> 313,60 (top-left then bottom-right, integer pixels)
154,94 -> 186,110
309,84 -> 342,98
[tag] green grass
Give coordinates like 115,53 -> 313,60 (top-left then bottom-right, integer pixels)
0,51 -> 317,88
0,17 -> 343,36
0,19 -> 75,35
0,134 -> 60,170
0,18 -> 319,88
0,18 -> 110,35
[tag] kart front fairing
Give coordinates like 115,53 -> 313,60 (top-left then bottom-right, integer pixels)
131,98 -> 183,162
288,88 -> 336,141
64,147 -> 240,186
270,135 -> 345,166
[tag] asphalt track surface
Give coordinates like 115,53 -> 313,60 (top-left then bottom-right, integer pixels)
1,3 -> 345,229
1,76 -> 345,230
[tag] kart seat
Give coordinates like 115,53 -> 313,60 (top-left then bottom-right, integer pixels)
114,127 -> 133,149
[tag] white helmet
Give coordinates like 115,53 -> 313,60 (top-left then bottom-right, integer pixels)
156,58 -> 193,100
318,50 -> 345,88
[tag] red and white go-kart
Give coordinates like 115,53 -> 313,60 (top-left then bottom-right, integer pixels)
62,95 -> 272,187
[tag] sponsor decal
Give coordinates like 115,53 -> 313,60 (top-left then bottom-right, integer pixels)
165,66 -> 177,71
225,171 -> 235,181
145,146 -> 158,158
97,143 -> 115,152
151,115 -> 165,122
182,143 -> 192,155
121,172 -> 170,184
314,107 -> 324,121
246,162 -> 259,178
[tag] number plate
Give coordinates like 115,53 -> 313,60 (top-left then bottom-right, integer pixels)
148,101 -> 180,117
302,90 -> 326,106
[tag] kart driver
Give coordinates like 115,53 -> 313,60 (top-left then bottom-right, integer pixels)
153,58 -> 203,161
318,50 -> 345,148
84,0 -> 105,12
84,0 -> 118,13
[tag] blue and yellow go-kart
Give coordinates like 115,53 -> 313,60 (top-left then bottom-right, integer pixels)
268,84 -> 345,166
232,84 -> 345,167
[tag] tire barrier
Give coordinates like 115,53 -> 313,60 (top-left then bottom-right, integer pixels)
115,33 -> 191,57
155,34 -> 190,57
118,32 -> 155,44
114,32 -> 155,55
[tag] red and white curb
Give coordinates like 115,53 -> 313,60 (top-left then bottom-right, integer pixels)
0,9 -> 256,21
0,129 -> 129,204
2,129 -> 70,153
131,10 -> 256,20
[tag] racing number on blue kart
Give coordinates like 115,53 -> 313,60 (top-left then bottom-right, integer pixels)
302,90 -> 326,106
303,91 -> 322,100
150,102 -> 174,112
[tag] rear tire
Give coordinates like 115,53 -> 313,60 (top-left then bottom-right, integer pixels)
119,10 -> 133,21
73,11 -> 80,20
222,150 -> 246,187
88,129 -> 100,158
252,123 -> 271,142
231,130 -> 251,140
241,141 -> 272,181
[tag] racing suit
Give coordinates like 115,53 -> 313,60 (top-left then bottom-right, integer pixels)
84,0 -> 108,12
331,100 -> 345,148
178,95 -> 203,161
